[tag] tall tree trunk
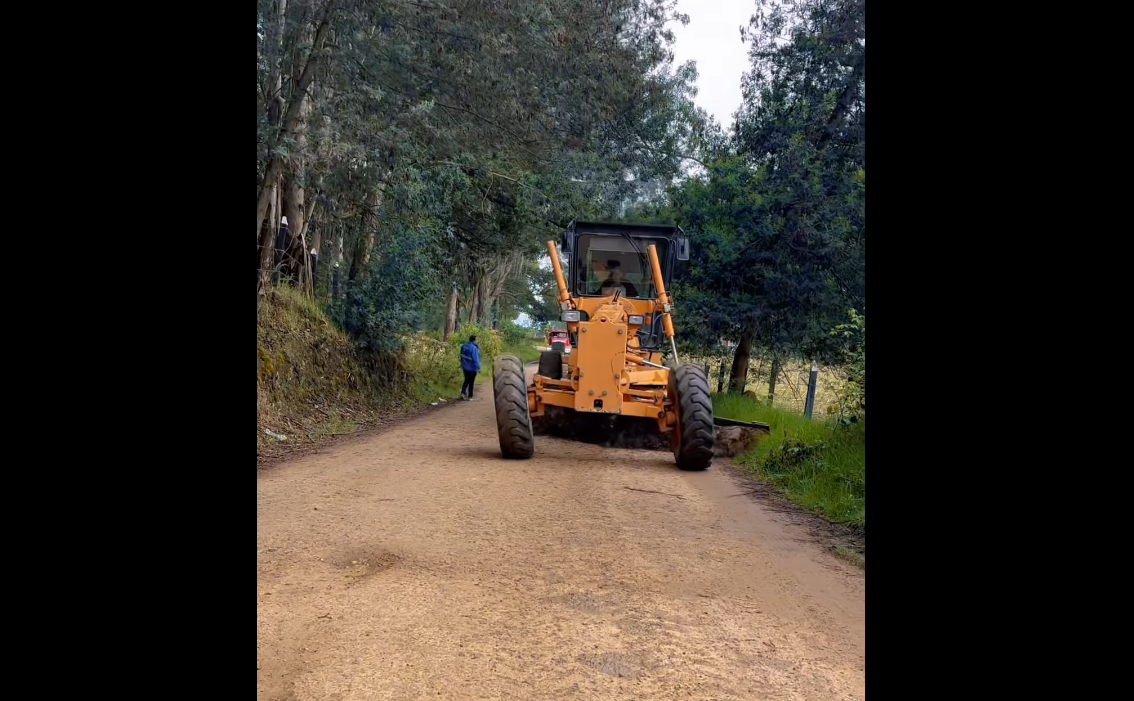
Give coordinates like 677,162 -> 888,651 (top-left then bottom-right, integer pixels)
267,179 -> 279,248
257,0 -> 288,243
280,13 -> 317,288
280,81 -> 312,286
332,224 -> 344,301
443,288 -> 459,339
477,275 -> 491,326
767,356 -> 781,406
309,208 -> 322,297
728,327 -> 755,394
468,277 -> 481,325
281,178 -> 305,283
348,189 -> 381,283
256,180 -> 280,298
272,206 -> 288,286
299,228 -> 313,299
484,252 -> 519,327
257,163 -> 283,240
307,200 -> 320,255
255,0 -> 339,240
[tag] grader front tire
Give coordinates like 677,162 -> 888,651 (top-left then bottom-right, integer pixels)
668,363 -> 715,471
493,355 -> 535,459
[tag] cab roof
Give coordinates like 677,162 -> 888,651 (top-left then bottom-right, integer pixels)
569,220 -> 683,238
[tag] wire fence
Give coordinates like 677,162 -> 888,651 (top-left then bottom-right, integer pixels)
683,354 -> 845,418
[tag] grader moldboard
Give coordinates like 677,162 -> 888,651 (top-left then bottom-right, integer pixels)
492,221 -> 769,470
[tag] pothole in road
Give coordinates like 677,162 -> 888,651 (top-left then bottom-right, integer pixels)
329,548 -> 400,582
556,591 -> 611,615
577,652 -> 642,679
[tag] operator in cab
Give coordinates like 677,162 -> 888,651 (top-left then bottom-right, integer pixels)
593,259 -> 639,297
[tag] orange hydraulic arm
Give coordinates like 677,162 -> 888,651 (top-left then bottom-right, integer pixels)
547,240 -> 571,307
625,352 -> 667,370
647,243 -> 680,365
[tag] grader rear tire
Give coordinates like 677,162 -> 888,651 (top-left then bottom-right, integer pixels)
668,363 -> 715,471
493,355 -> 535,459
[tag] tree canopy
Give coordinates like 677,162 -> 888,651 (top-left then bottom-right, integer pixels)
256,0 -> 708,345
256,0 -> 865,399
633,0 -> 865,389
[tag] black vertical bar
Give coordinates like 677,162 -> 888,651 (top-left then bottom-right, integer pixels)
803,362 -> 819,418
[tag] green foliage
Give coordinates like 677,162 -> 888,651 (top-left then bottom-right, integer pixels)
656,0 -> 864,363
338,221 -> 444,353
830,309 -> 865,422
525,261 -> 562,325
760,429 -> 865,528
738,0 -> 865,170
659,156 -> 850,361
497,319 -> 529,348
404,323 -> 534,400
453,323 -> 503,362
712,393 -> 864,529
402,335 -> 460,396
257,0 -> 710,348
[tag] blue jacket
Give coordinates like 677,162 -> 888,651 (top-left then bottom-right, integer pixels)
460,342 -> 481,372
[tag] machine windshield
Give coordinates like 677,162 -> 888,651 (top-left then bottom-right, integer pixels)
574,234 -> 669,299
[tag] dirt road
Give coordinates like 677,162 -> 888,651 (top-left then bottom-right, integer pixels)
257,374 -> 865,700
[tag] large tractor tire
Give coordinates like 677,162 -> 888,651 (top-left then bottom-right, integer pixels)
668,363 -> 715,471
493,355 -> 535,459
537,350 -> 563,379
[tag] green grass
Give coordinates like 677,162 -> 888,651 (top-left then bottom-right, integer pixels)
832,544 -> 866,569
509,344 -> 541,364
712,393 -> 865,531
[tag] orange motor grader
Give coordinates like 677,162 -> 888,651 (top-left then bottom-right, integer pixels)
491,221 -> 718,470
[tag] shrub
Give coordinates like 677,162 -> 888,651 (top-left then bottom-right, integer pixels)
497,318 -> 529,348
831,310 -> 865,423
402,323 -> 504,393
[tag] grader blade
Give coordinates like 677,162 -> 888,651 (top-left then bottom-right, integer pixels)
713,416 -> 771,432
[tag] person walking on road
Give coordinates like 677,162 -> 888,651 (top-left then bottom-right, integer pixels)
460,335 -> 481,400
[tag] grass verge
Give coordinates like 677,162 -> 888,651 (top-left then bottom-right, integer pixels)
712,392 -> 865,536
257,287 -> 423,459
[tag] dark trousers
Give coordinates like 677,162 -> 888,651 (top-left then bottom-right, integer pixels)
461,370 -> 478,398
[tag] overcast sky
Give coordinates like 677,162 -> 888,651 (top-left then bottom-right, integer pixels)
669,0 -> 755,130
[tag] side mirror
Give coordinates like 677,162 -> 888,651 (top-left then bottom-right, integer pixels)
675,236 -> 690,261
561,231 -> 573,253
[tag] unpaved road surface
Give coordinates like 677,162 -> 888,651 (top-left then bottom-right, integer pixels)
258,374 -> 865,700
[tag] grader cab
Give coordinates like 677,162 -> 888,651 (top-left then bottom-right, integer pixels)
491,221 -> 719,470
